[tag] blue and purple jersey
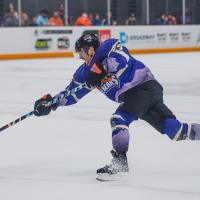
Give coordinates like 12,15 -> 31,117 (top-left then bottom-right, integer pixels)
56,38 -> 155,107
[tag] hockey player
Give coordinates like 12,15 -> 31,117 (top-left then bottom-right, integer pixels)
34,33 -> 200,179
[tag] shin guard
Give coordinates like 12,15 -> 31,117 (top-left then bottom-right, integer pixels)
111,110 -> 136,153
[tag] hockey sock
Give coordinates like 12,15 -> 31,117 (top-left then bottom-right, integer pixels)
111,110 -> 136,153
162,118 -> 200,141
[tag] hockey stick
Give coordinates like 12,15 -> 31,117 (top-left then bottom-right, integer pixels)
0,83 -> 87,132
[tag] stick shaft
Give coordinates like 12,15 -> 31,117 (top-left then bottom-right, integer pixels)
0,111 -> 34,132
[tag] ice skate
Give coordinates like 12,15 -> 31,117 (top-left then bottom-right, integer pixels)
96,150 -> 129,181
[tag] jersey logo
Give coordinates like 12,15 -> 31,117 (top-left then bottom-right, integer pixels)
99,75 -> 120,94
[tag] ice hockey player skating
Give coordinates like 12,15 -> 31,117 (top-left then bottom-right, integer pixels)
34,33 -> 200,180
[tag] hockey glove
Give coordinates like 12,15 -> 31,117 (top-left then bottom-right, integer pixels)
86,62 -> 106,87
34,94 -> 54,117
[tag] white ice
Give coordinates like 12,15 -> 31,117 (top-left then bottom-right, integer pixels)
0,52 -> 200,200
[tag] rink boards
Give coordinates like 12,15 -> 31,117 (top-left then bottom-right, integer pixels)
0,25 -> 200,59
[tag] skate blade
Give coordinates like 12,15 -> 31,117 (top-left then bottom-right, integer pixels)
96,172 -> 128,182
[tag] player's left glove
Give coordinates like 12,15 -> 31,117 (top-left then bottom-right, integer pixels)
34,94 -> 55,117
86,62 -> 106,87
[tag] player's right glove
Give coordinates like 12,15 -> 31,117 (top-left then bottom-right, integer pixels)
34,94 -> 55,117
86,62 -> 106,87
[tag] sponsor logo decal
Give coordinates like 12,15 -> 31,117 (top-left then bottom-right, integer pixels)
35,38 -> 52,50
120,32 -> 127,44
169,33 -> 179,42
57,37 -> 70,49
119,32 -> 155,43
181,32 -> 191,42
156,33 -> 167,42
41,30 -> 72,34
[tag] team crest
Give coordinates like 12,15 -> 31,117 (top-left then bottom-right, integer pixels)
99,75 -> 120,94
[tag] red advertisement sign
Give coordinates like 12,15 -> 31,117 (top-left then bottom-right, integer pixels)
98,30 -> 111,43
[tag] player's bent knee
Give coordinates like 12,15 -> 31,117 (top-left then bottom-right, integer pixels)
162,118 -> 192,141
110,110 -> 135,131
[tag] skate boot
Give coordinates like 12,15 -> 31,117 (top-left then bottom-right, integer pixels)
96,150 -> 129,181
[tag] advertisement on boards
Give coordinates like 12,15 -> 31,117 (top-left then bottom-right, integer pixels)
82,29 -> 111,43
34,28 -> 73,51
35,38 -> 52,50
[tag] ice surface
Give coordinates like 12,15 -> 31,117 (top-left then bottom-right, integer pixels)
0,52 -> 200,200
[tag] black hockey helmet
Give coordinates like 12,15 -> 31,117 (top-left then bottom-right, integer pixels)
75,33 -> 100,53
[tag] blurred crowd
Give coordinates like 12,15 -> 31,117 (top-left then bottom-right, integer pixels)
1,3 -> 120,27
1,2 -> 192,27
154,10 -> 192,25
154,13 -> 177,25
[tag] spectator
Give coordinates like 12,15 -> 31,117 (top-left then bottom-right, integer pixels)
58,3 -> 65,24
167,13 -> 177,25
3,8 -> 18,27
125,14 -> 137,25
101,17 -> 108,25
89,13 -> 93,23
74,13 -> 92,26
101,12 -> 116,25
92,13 -> 101,26
49,11 -> 64,26
21,12 -> 29,26
8,2 -> 18,20
155,14 -> 167,25
3,10 -> 10,24
29,16 -> 38,26
112,20 -> 117,26
36,10 -> 48,26
2,2 -> 19,26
